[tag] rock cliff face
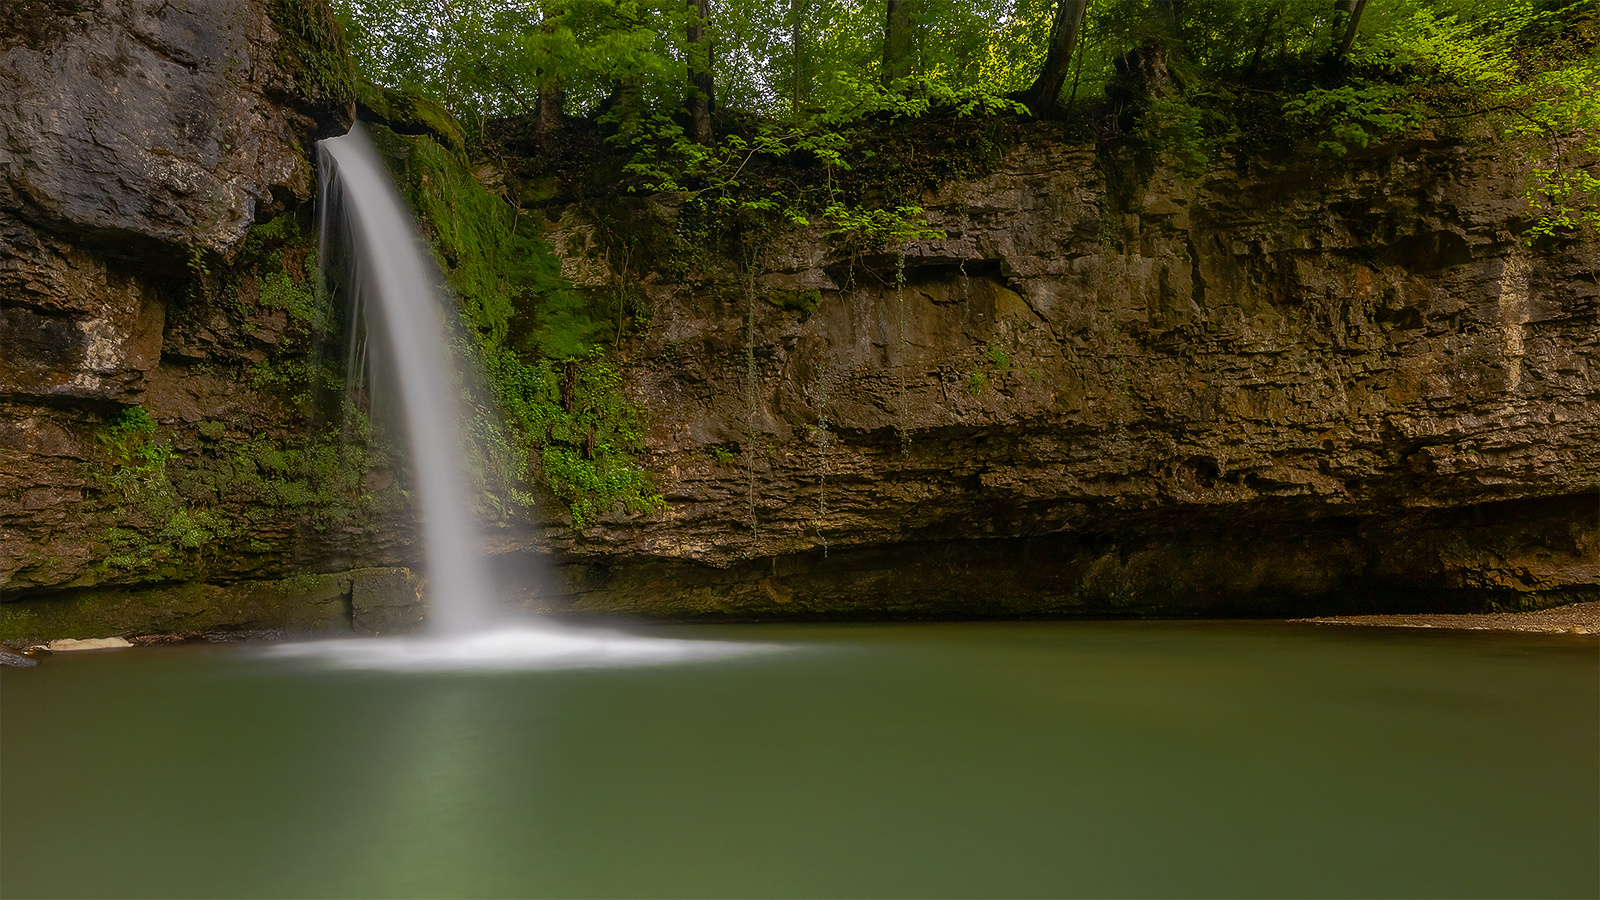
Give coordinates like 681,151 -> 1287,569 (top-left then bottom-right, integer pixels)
2,0 -> 319,258
1,0 -> 364,613
541,136 -> 1599,616
1,1 -> 1596,639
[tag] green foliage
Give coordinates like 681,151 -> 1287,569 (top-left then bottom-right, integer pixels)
984,341 -> 1010,371
1524,165 -> 1600,238
824,202 -> 945,253
93,408 -> 234,575
484,349 -> 664,528
216,425 -> 394,528
371,127 -> 593,353
1502,54 -> 1600,238
1132,94 -> 1235,172
965,338 -> 1011,395
1356,2 -> 1532,87
367,124 -> 663,525
98,407 -> 169,498
357,80 -> 467,153
764,288 -> 821,318
258,270 -> 320,329
334,0 -> 1037,126
1283,85 -> 1424,156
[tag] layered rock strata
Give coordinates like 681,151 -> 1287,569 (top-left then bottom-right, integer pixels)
1,0 -> 369,612
539,137 -> 1599,614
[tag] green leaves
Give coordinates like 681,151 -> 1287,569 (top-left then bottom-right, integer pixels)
93,407 -> 238,575
1355,1 -> 1533,86
484,349 -> 664,529
1501,55 -> 1600,238
1282,85 -> 1423,156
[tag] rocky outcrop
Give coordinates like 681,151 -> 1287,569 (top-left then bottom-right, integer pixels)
0,566 -> 421,643
1,0 -> 364,601
0,0 -> 341,260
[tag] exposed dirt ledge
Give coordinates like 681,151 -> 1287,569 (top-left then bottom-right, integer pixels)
1296,601 -> 1600,634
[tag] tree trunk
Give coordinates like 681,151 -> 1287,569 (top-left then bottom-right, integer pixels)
534,3 -> 565,136
1243,5 -> 1282,81
1018,0 -> 1090,117
1332,0 -> 1368,62
882,0 -> 916,88
789,0 -> 808,116
1154,0 -> 1185,36
687,0 -> 715,144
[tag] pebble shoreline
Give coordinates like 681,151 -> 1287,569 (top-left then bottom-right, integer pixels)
1296,601 -> 1600,634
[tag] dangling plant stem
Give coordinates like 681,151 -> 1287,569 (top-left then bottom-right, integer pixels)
743,247 -> 762,535
813,359 -> 835,557
894,250 -> 910,455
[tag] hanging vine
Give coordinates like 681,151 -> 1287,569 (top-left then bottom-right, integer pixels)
893,250 -> 911,455
742,245 -> 763,536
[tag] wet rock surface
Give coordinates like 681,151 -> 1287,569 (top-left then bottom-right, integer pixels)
0,647 -> 38,667
0,567 -> 417,644
0,0 -> 326,261
0,0 -> 373,606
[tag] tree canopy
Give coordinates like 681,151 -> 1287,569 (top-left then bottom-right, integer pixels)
333,0 -> 1597,243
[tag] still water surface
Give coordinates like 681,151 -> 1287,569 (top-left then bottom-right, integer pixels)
3,621 -> 1596,898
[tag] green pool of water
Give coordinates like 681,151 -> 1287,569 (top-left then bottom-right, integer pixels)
3,621 -> 1595,898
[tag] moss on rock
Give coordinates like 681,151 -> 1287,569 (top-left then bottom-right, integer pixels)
0,567 -> 421,644
266,0 -> 357,115
356,81 -> 467,155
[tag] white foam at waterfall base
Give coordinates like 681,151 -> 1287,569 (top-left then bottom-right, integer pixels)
305,125 -> 777,670
265,625 -> 785,672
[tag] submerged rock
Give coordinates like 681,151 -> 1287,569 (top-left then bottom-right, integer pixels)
0,648 -> 39,667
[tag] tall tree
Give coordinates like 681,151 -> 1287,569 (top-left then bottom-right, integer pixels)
882,0 -> 917,87
687,0 -> 715,143
1018,0 -> 1090,116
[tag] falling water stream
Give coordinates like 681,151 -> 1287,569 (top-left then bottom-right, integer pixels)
316,123 -> 495,634
274,124 -> 770,671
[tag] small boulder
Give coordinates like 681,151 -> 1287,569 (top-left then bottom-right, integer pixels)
0,649 -> 39,667
46,637 -> 133,651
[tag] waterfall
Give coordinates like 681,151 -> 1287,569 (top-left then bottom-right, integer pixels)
273,124 -> 777,671
316,124 -> 495,634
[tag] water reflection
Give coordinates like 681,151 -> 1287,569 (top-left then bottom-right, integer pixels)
310,680 -> 541,895
3,623 -> 1595,898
